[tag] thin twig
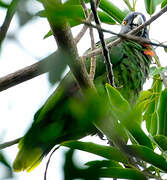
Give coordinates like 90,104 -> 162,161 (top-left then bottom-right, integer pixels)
80,0 -> 96,82
0,137 -> 21,150
0,0 -> 20,48
44,146 -> 60,180
90,0 -> 115,87
75,24 -> 90,44
74,0 -> 100,44
83,20 -> 167,48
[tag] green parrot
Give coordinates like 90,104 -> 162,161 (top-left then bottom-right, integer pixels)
13,12 -> 153,172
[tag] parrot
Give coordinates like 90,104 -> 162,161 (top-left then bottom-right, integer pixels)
13,12 -> 154,172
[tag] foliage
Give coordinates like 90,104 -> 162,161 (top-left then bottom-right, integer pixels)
1,0 -> 167,180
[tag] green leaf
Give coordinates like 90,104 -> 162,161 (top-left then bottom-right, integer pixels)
161,0 -> 167,7
85,160 -> 122,168
62,141 -> 129,164
43,30 -> 52,39
99,0 -> 128,23
150,111 -> 159,135
37,5 -> 116,25
105,84 -> 153,149
161,0 -> 167,8
128,144 -> 167,172
149,66 -> 167,77
0,152 -> 13,178
105,83 -> 131,115
125,122 -> 153,149
136,90 -> 152,112
144,0 -> 163,15
164,47 -> 167,52
99,167 -> 147,180
63,149 -> 146,180
38,5 -> 116,39
158,87 -> 167,136
154,135 -> 167,151
143,75 -> 162,135
65,0 -> 127,23
0,0 -> 9,8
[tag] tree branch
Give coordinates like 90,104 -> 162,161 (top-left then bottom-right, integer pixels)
80,0 -> 96,82
90,0 -> 115,87
0,137 -> 21,150
83,20 -> 167,48
0,0 -> 20,48
0,52 -> 57,91
43,1 -> 95,90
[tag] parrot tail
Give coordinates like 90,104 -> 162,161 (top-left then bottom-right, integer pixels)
13,140 -> 43,172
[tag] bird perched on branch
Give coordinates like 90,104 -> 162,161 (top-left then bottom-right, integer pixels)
13,12 -> 154,172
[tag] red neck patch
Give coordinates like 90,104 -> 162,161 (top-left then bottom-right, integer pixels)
143,44 -> 155,56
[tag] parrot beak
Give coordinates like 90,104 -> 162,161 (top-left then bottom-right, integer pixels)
132,14 -> 144,27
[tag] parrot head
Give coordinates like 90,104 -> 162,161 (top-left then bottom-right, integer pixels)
120,12 -> 149,39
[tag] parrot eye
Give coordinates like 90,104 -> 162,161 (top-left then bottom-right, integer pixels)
122,20 -> 127,26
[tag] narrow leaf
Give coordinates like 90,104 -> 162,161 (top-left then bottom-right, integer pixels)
154,135 -> 167,151
128,145 -> 167,172
161,0 -> 167,8
0,0 -> 9,8
99,0 -> 128,23
158,88 -> 167,136
99,167 -> 147,180
62,141 -> 129,164
144,0 -> 163,15
105,84 -> 153,149
65,0 -> 127,23
149,66 -> 167,77
105,83 -> 131,113
85,160 -> 122,168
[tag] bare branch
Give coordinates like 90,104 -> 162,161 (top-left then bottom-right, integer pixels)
80,0 -> 96,82
43,1 -> 95,90
0,53 -> 56,91
74,0 -> 100,44
83,20 -> 167,48
90,0 -> 115,87
0,137 -> 21,150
